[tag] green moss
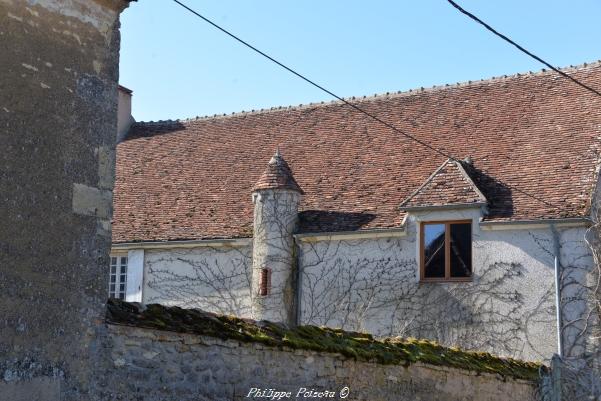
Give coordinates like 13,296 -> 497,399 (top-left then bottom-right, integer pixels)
106,299 -> 544,381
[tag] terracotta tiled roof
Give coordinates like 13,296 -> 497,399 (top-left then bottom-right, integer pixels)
400,158 -> 487,210
253,149 -> 304,194
112,62 -> 601,243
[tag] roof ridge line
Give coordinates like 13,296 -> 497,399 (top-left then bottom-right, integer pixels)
399,158 -> 453,207
135,59 -> 601,125
399,159 -> 488,208
455,161 -> 488,203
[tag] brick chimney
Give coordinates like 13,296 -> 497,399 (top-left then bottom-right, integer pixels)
251,149 -> 303,325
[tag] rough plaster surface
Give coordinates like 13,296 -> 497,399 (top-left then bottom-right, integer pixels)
251,190 -> 301,325
140,207 -> 595,364
144,246 -> 253,317
105,324 -> 538,401
0,0 -> 128,399
144,190 -> 302,324
300,210 -> 595,362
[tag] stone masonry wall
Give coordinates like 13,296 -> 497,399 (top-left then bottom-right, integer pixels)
0,1 -> 129,399
105,324 -> 538,401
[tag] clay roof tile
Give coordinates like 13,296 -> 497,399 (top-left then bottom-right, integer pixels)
400,158 -> 487,210
252,149 -> 304,194
112,61 -> 601,242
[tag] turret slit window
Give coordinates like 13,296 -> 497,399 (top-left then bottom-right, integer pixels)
420,221 -> 472,281
259,268 -> 271,296
109,255 -> 128,299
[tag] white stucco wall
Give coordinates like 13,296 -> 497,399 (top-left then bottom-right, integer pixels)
125,249 -> 144,302
251,189 -> 301,325
299,209 -> 594,362
130,208 -> 595,363
142,246 -> 253,318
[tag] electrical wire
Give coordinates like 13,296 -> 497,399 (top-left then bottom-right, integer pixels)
447,0 -> 601,99
172,0 -> 455,160
171,0 -> 577,209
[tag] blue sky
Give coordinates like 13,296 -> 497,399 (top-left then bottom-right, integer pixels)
120,1 -> 601,122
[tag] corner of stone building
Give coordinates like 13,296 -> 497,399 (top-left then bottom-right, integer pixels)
0,0 -> 133,399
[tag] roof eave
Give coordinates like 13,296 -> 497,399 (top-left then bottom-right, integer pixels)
479,217 -> 591,230
112,237 -> 252,250
294,226 -> 407,243
399,202 -> 487,212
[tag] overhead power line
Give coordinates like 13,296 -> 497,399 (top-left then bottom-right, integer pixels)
171,0 -> 570,209
172,0 -> 454,160
447,0 -> 601,99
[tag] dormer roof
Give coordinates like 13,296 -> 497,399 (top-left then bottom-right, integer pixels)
399,158 -> 487,211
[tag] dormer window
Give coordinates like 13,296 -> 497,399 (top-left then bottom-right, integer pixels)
420,221 -> 472,281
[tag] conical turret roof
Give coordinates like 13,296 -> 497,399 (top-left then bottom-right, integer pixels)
252,149 -> 304,194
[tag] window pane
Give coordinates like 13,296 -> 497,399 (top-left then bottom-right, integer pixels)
121,257 -> 127,265
110,266 -> 116,274
423,224 -> 445,278
450,223 -> 472,278
110,275 -> 116,283
111,257 -> 117,265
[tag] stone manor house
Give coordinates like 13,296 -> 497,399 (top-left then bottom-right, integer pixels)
111,62 -> 601,363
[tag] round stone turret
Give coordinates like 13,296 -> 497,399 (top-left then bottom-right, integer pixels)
251,150 -> 303,325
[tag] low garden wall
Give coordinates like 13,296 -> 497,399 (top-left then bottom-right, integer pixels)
104,300 -> 542,401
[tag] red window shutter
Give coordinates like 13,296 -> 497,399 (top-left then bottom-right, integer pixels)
259,268 -> 271,296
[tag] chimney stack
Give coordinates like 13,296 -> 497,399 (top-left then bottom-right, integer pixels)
117,85 -> 135,143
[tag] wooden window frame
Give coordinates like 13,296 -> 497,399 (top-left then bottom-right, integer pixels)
420,220 -> 473,283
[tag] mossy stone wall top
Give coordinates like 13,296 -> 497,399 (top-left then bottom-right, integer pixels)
106,299 -> 544,381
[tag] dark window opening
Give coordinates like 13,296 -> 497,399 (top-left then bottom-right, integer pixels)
423,223 -> 446,278
259,268 -> 271,296
450,223 -> 472,278
421,221 -> 472,281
